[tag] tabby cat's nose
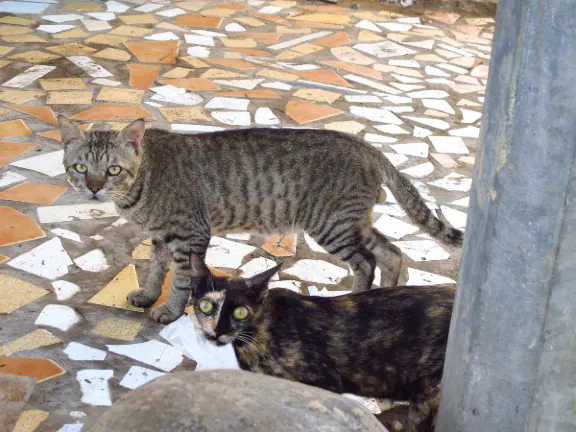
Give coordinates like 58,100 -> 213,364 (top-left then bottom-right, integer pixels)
90,186 -> 102,193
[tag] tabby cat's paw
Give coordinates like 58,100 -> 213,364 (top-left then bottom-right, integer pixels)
150,305 -> 182,324
127,290 -> 156,308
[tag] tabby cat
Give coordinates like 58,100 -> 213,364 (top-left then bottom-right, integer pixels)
58,116 -> 462,324
188,253 -> 453,432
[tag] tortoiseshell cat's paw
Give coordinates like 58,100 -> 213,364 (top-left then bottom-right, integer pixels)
150,305 -> 182,324
127,290 -> 157,308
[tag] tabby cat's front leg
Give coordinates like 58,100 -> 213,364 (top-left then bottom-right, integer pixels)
150,235 -> 209,324
127,238 -> 170,308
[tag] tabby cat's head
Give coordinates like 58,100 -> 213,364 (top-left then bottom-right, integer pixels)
190,253 -> 280,346
58,116 -> 145,202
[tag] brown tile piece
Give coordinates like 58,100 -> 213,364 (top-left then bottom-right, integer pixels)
201,7 -> 235,17
0,274 -> 48,314
109,25 -> 153,37
46,91 -> 93,105
0,142 -> 36,167
93,47 -> 132,62
2,35 -> 48,43
124,40 -> 179,64
314,31 -> 351,48
97,87 -> 144,104
163,67 -> 193,79
246,89 -> 281,99
71,104 -> 154,121
0,91 -> 42,104
119,14 -> 158,25
9,51 -> 60,63
292,88 -> 340,103
159,107 -> 209,122
0,372 -> 36,432
158,78 -> 220,91
0,182 -> 66,205
221,37 -> 257,48
219,91 -> 246,97
205,58 -> 255,70
291,43 -> 323,54
294,21 -> 343,29
53,28 -> 88,39
296,69 -> 352,87
235,17 -> 265,27
0,254 -> 9,263
39,78 -> 85,91
0,25 -> 32,36
0,17 -> 36,26
87,264 -> 143,312
241,32 -> 280,40
174,15 -> 223,28
65,1 -> 102,11
85,34 -> 128,46
91,318 -> 144,341
262,234 -> 297,257
8,105 -> 58,125
0,357 -> 65,384
0,330 -> 62,356
0,120 -> 32,139
0,207 -> 46,247
246,12 -> 288,25
200,68 -> 246,79
230,48 -> 271,57
217,3 -> 245,9
285,100 -> 342,124
320,60 -> 382,80
46,43 -> 95,56
180,56 -> 209,68
13,410 -> 49,432
290,13 -> 349,24
257,68 -> 298,81
0,45 -> 14,56
128,64 -> 161,89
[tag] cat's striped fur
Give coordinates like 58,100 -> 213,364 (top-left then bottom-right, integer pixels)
59,117 -> 463,324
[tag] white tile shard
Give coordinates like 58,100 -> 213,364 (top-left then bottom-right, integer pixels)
52,280 -> 81,301
283,260 -> 347,285
2,65 -> 56,88
406,268 -> 456,286
8,238 -> 73,280
373,214 -> 419,239
428,173 -> 472,192
212,111 -> 251,126
10,150 -> 65,177
64,342 -> 107,361
255,107 -> 279,125
74,249 -> 109,272
37,202 -> 119,224
205,236 -> 256,269
119,366 -> 166,390
51,228 -> 82,243
429,136 -> 469,154
107,340 -> 183,372
76,369 -> 113,406
35,304 -> 81,331
68,56 -> 113,78
392,240 -> 450,262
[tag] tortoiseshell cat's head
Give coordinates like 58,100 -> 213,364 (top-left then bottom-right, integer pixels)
189,254 -> 280,346
58,116 -> 146,202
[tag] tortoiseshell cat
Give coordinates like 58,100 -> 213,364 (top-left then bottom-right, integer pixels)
58,116 -> 462,324
189,253 -> 453,432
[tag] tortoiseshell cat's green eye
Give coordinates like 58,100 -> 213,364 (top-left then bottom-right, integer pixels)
233,306 -> 249,320
107,166 -> 122,176
199,299 -> 213,314
74,163 -> 87,173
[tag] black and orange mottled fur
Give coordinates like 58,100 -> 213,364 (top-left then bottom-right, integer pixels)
189,254 -> 454,432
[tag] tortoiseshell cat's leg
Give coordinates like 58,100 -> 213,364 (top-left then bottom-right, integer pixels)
363,228 -> 403,287
407,377 -> 441,432
127,238 -> 170,307
150,233 -> 210,324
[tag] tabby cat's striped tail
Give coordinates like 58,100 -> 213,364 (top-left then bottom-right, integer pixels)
378,154 -> 464,247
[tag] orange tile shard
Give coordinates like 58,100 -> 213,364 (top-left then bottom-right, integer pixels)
0,207 -> 46,247
296,69 -> 352,87
285,100 -> 342,124
128,64 -> 161,89
0,141 -> 36,167
262,234 -> 297,257
0,182 -> 67,205
70,104 -> 154,121
8,105 -> 58,125
124,40 -> 179,64
0,357 -> 65,383
0,119 -> 32,139
314,31 -> 351,48
158,78 -> 220,91
174,15 -> 223,28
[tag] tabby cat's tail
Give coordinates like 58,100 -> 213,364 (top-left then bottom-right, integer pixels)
378,154 -> 464,247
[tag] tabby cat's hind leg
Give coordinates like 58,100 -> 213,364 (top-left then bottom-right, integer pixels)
407,377 -> 441,432
127,239 -> 170,308
363,228 -> 402,287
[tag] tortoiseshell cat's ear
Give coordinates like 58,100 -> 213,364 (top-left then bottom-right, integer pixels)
119,118 -> 146,155
190,253 -> 211,285
58,115 -> 85,149
245,263 -> 281,301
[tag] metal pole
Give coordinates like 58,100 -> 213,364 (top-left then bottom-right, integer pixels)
436,1 -> 576,431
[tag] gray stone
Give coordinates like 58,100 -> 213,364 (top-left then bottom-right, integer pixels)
0,372 -> 36,432
86,370 -> 388,432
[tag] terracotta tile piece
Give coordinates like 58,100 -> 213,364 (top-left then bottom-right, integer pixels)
0,275 -> 49,314
0,90 -> 42,104
46,91 -> 93,105
0,207 -> 46,247
235,17 -> 265,27
262,234 -> 297,257
97,87 -> 144,104
0,357 -> 65,383
39,78 -> 85,91
285,99 -> 342,124
296,69 -> 352,87
291,13 -> 349,24
71,104 -> 154,121
0,182 -> 66,205
174,15 -> 223,28
0,254 -> 9,263
128,64 -> 161,89
230,48 -> 271,57
0,141 -> 36,167
201,7 -> 236,17
246,89 -> 281,99
9,105 -> 58,125
219,91 -> 247,97
119,14 -> 158,25
91,318 -> 144,341
246,12 -> 288,25
0,330 -> 62,356
320,60 -> 382,80
159,107 -> 209,122
241,32 -> 280,40
13,410 -> 49,432
88,264 -> 143,312
159,78 -> 220,91
205,58 -> 255,70
0,120 -> 32,139
217,3 -> 245,9
294,21 -> 343,29
124,40 -> 179,64
314,31 -> 351,48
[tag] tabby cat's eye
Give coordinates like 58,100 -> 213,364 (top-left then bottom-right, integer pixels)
233,306 -> 249,320
199,299 -> 214,314
74,163 -> 87,173
107,166 -> 122,176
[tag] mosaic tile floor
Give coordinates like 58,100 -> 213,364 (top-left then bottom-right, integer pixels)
0,0 -> 492,430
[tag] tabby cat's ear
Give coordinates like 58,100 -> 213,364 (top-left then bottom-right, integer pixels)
120,119 -> 146,155
245,263 -> 281,299
58,115 -> 85,149
190,253 -> 210,280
